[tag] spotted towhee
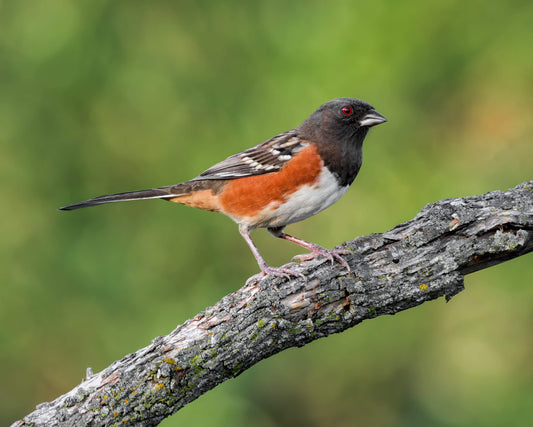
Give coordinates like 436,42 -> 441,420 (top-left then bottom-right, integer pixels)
60,98 -> 387,281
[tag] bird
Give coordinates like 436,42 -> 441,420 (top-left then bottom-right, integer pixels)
60,98 -> 387,281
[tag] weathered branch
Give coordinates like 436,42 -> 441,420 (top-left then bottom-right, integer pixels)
14,181 -> 533,427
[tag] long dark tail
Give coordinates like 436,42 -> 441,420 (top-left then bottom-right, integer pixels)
59,184 -> 190,211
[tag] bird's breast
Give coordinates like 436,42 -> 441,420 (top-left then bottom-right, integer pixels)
235,166 -> 349,229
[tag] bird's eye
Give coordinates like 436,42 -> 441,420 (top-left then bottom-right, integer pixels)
341,106 -> 353,116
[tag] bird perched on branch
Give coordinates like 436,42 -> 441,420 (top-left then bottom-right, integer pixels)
60,98 -> 387,281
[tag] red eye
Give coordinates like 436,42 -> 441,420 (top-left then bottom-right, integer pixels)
341,106 -> 353,116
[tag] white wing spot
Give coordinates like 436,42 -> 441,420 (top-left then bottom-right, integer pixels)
241,156 -> 254,164
279,137 -> 300,148
215,171 -> 248,178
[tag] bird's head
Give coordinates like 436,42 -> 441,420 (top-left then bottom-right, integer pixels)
300,97 -> 387,140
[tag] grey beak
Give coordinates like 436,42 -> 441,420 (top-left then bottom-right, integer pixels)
359,110 -> 387,127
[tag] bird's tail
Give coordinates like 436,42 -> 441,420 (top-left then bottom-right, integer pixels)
59,183 -> 191,211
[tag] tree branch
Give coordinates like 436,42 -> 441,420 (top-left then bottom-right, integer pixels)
14,181 -> 533,427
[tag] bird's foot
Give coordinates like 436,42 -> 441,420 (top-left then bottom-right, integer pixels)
293,247 -> 352,274
246,265 -> 305,285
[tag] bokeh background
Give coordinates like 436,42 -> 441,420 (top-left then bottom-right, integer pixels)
1,1 -> 532,426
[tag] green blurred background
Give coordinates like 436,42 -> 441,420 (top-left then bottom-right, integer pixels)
1,0 -> 532,425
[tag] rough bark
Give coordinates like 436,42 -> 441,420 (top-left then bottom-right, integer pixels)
14,181 -> 533,427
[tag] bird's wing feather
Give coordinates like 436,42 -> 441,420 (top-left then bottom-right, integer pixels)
192,131 -> 308,180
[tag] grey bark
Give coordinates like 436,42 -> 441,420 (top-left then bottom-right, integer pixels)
13,181 -> 533,427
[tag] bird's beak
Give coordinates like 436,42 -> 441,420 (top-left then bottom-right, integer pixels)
359,110 -> 387,127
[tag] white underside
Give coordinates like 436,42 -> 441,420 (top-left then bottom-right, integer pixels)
237,167 -> 349,229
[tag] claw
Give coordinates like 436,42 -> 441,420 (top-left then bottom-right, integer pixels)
246,266 -> 305,285
293,248 -> 352,274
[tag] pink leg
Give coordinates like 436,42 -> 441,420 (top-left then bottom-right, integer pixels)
239,225 -> 304,284
268,227 -> 351,274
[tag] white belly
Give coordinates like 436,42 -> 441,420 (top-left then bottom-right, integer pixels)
241,168 -> 349,229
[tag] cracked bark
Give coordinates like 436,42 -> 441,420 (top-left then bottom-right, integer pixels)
13,180 -> 533,427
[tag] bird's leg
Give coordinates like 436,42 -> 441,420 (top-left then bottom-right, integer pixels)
267,226 -> 352,274
239,225 -> 304,284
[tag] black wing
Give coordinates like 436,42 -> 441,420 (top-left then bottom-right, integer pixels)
192,131 -> 308,181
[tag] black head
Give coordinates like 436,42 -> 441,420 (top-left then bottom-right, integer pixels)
299,97 -> 387,139
297,98 -> 387,187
